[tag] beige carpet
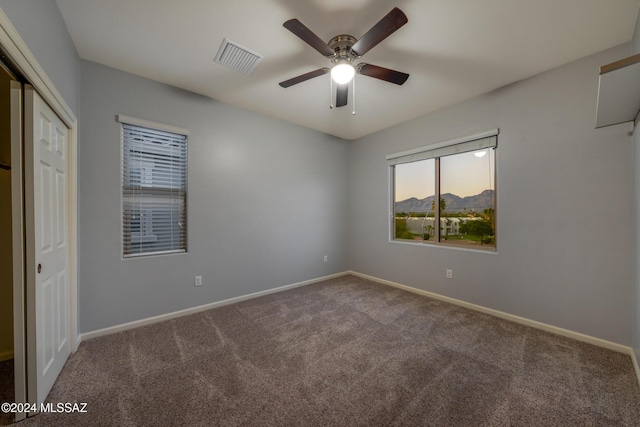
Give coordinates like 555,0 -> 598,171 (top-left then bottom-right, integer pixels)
9,275 -> 640,426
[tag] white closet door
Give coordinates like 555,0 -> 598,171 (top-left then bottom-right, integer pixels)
24,86 -> 70,406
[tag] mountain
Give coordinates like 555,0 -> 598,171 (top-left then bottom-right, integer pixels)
395,190 -> 494,213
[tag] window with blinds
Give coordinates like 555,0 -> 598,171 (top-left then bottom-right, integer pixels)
120,116 -> 187,257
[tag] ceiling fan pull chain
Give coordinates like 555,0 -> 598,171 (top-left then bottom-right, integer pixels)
329,76 -> 334,109
352,74 -> 356,115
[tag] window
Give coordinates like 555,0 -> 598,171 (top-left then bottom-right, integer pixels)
119,115 -> 188,257
389,130 -> 497,251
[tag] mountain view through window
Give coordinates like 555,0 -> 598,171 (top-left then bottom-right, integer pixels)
393,147 -> 495,250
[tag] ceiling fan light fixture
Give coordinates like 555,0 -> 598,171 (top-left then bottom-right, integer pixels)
331,63 -> 355,84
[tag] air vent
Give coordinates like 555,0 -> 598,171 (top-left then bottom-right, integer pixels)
214,38 -> 263,75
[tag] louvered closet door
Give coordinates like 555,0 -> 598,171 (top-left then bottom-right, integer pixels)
24,86 -> 70,406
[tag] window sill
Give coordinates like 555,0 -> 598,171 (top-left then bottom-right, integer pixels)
390,238 -> 497,254
123,249 -> 187,260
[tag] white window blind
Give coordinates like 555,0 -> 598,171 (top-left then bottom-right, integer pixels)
120,118 -> 188,257
387,129 -> 499,166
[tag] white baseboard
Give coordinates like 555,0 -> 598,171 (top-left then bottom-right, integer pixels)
0,350 -> 13,362
78,271 -> 350,344
632,348 -> 640,386
349,271 -> 633,356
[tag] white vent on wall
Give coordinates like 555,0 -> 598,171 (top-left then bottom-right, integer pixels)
214,38 -> 263,75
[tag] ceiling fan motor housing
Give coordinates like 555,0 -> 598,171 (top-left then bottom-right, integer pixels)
328,35 -> 359,65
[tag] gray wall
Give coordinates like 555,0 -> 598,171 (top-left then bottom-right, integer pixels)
78,60 -> 349,332
349,44 -> 634,346
632,7 -> 640,373
0,0 -> 80,113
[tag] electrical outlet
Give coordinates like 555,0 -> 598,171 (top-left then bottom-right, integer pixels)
194,275 -> 202,287
446,269 -> 453,279
323,255 -> 328,263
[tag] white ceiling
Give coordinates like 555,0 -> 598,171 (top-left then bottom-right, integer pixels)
56,0 -> 640,140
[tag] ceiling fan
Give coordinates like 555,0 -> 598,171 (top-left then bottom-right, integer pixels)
279,7 -> 409,108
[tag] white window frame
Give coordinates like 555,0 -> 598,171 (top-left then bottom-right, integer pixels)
118,114 -> 188,258
388,129 -> 498,252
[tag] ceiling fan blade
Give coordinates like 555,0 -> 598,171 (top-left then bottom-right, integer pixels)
357,63 -> 409,85
351,8 -> 408,56
279,68 -> 330,88
283,19 -> 335,57
336,84 -> 348,107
